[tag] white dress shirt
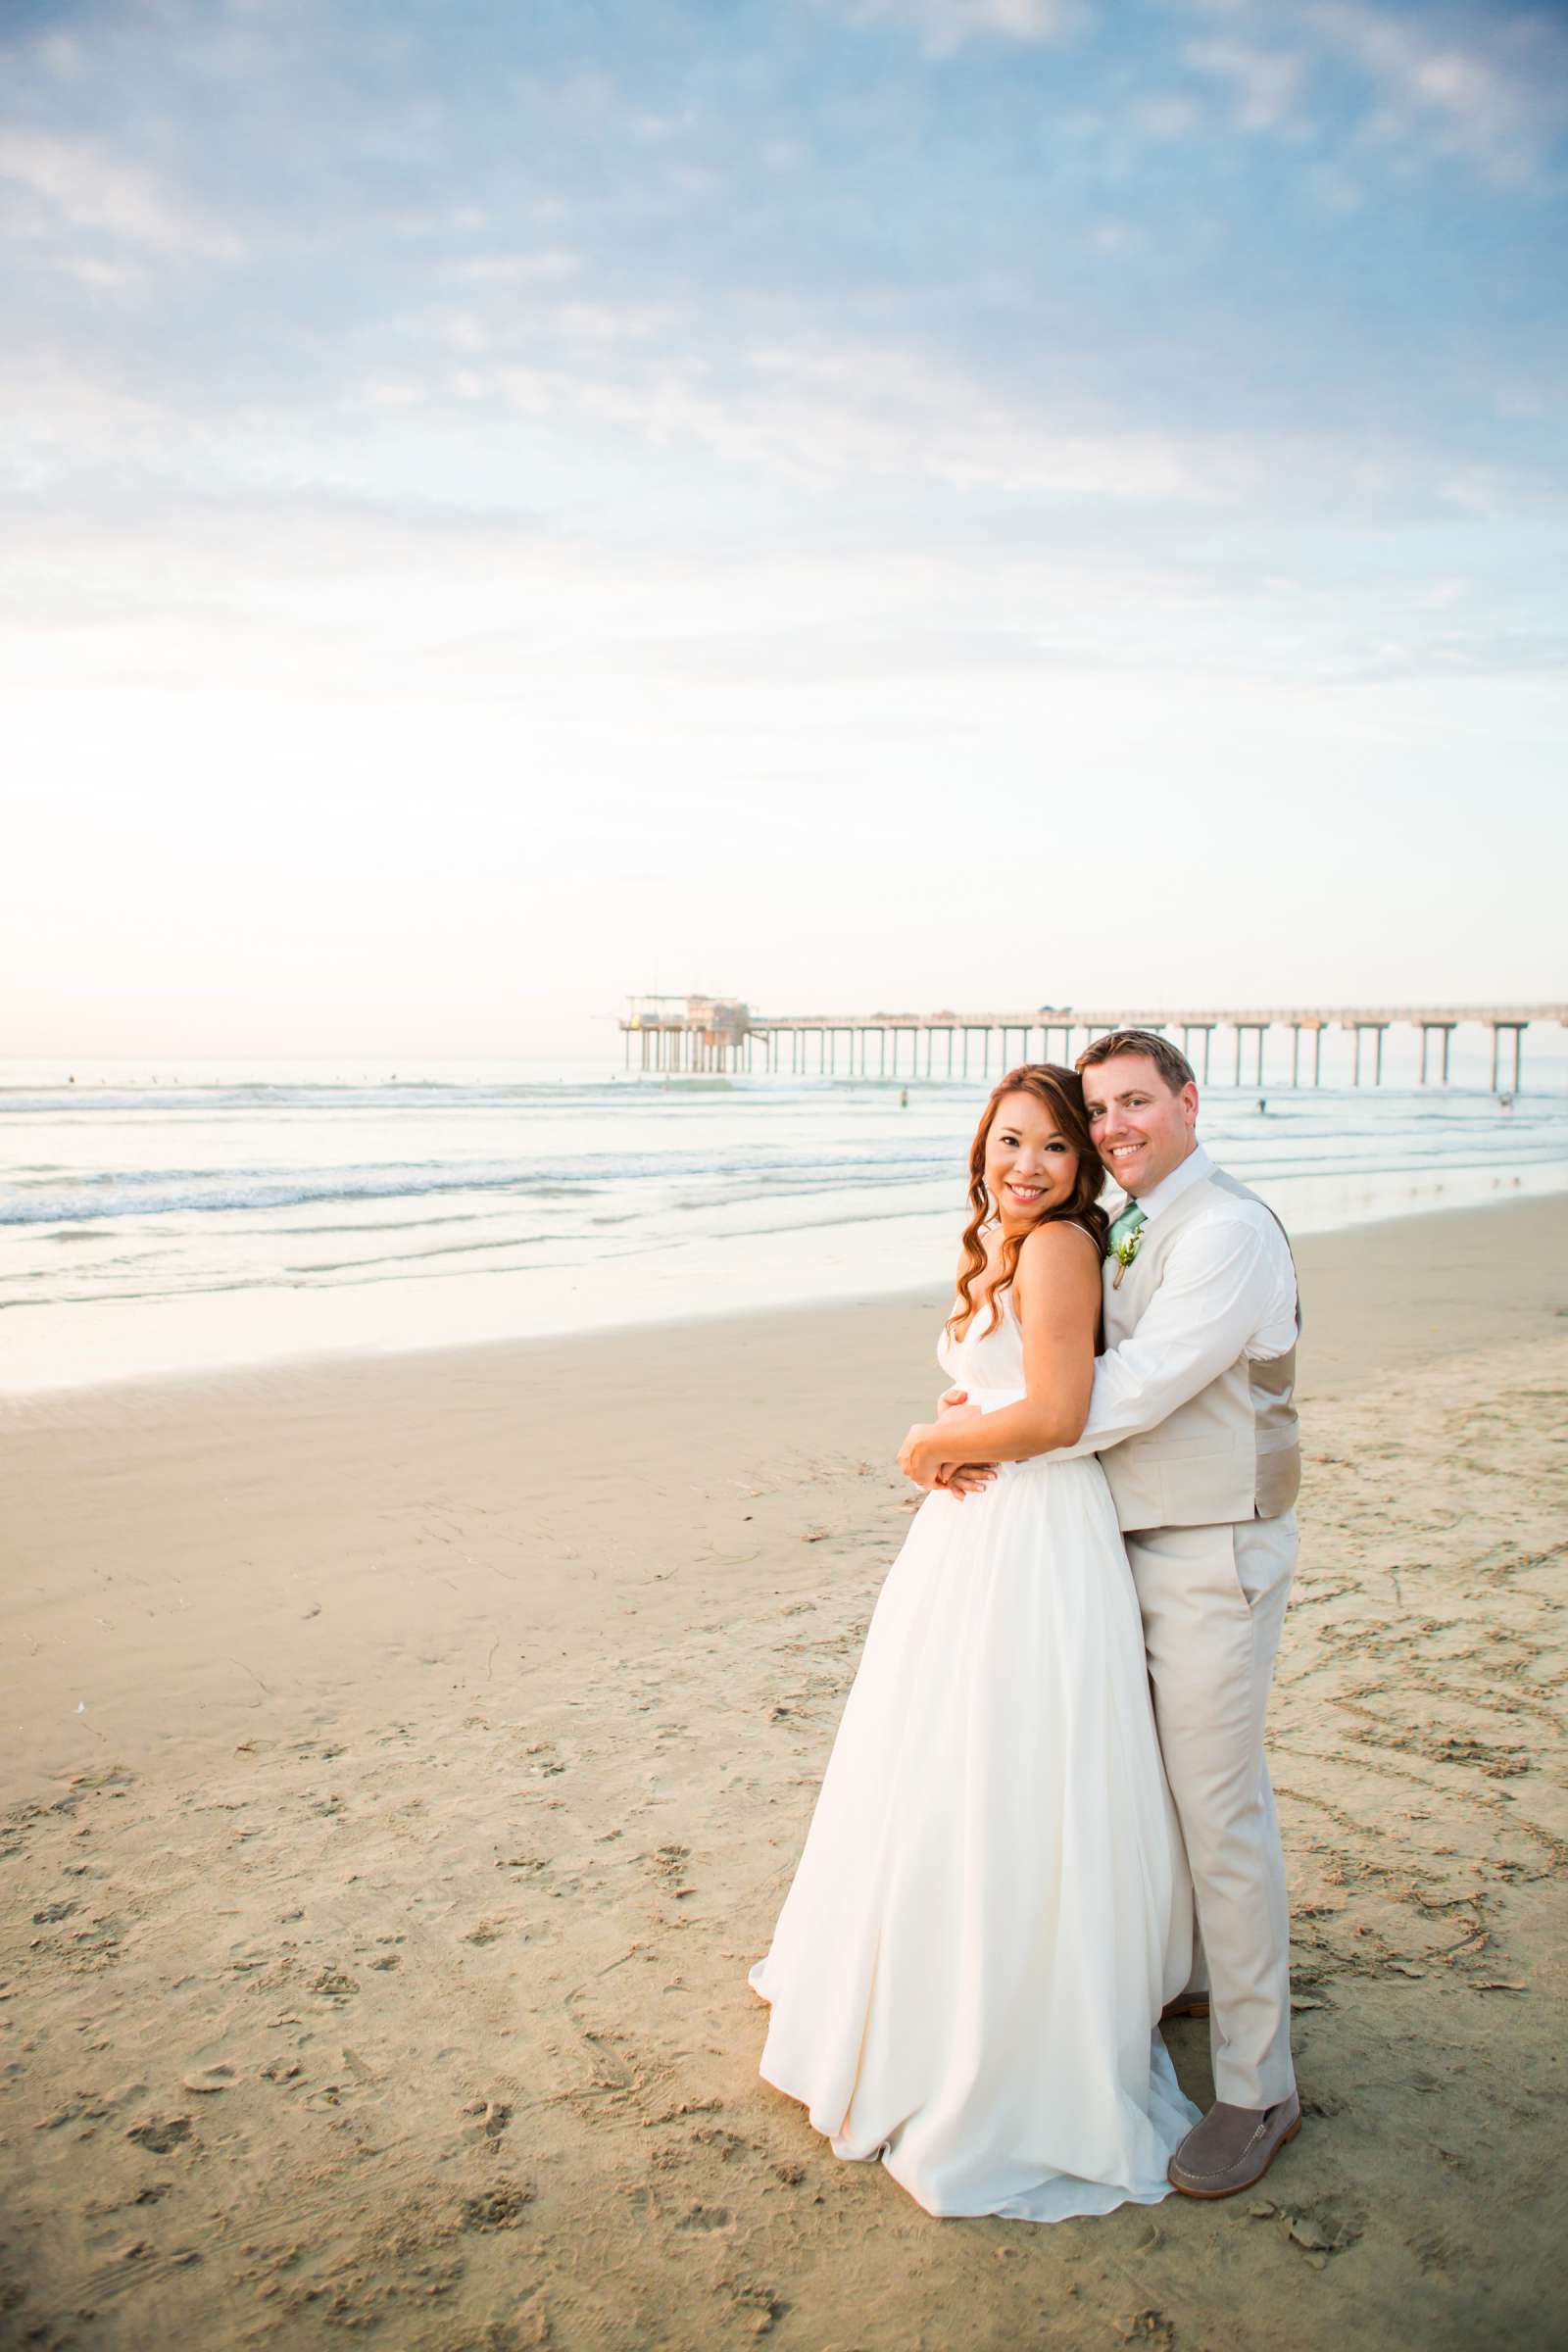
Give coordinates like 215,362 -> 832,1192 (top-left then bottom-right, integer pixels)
1054,1143 -> 1298,1461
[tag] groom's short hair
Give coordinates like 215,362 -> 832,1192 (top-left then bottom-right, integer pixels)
1076,1029 -> 1196,1094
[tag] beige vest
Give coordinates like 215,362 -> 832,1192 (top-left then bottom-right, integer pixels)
1099,1166 -> 1300,1534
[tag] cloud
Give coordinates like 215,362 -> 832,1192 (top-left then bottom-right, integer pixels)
1134,92 -> 1200,139
0,126 -> 242,262
1305,2 -> 1568,185
454,249 -> 580,287
1,5 -> 1559,676
1184,37 -> 1305,131
827,0 -> 1091,54
428,318 -> 1225,503
4,475 -> 1555,727
1168,3 -> 1568,186
379,272 -> 1525,530
0,352 -> 173,485
35,31 -> 87,81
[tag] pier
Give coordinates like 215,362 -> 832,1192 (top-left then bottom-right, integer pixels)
621,997 -> 1565,1088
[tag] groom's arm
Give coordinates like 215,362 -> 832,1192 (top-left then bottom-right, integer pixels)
1046,1211 -> 1291,1462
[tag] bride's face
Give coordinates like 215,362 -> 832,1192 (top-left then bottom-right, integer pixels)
984,1091 -> 1079,1234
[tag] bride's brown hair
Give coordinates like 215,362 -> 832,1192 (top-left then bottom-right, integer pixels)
947,1064 -> 1108,1340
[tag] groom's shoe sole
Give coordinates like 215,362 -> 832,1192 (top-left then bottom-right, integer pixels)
1160,1995 -> 1211,2022
1166,2095 -> 1301,2200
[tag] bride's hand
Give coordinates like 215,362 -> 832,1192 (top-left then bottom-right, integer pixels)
935,1385 -> 969,1417
898,1423 -> 950,1490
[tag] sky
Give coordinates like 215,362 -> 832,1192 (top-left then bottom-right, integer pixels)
3,0 -> 1566,1056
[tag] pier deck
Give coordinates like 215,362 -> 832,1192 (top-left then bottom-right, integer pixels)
619,996 -> 1565,1087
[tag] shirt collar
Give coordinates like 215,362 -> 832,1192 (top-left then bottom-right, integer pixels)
1121,1140 -> 1212,1229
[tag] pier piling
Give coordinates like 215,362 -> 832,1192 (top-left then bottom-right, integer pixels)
1491,1023 -> 1526,1092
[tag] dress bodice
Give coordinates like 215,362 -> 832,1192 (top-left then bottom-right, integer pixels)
937,1223 -> 1103,1411
936,1283 -> 1027,1409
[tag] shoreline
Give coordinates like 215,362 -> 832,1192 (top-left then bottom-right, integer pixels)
3,1191 -> 1565,2347
4,1179 -> 1565,1424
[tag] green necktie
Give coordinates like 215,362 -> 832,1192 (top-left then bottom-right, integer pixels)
1108,1201 -> 1147,1251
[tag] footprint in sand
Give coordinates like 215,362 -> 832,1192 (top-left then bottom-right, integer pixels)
310,1965 -> 360,1999
459,2181 -> 534,2230
181,2065 -> 236,2095
461,2097 -> 513,2143
1276,2202 -> 1365,2262
125,2116 -> 193,2154
676,2204 -> 733,2231
718,2280 -> 786,2336
1410,2226 -> 1476,2273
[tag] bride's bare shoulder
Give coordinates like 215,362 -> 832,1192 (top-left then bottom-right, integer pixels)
1019,1218 -> 1102,1263
1015,1219 -> 1103,1305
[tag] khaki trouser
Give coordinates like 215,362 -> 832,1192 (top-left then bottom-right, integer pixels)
1124,1509 -> 1298,2111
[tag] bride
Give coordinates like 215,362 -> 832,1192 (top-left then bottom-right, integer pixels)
747,1064 -> 1198,2222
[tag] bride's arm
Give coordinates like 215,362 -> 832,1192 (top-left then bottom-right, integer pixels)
900,1224 -> 1100,1486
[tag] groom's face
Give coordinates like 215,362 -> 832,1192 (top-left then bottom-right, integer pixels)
1081,1054 -> 1199,1197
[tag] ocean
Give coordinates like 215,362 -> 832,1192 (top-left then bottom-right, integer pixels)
2,1046 -> 1565,1396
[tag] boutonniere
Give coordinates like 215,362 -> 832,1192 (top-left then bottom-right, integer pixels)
1109,1228 -> 1144,1289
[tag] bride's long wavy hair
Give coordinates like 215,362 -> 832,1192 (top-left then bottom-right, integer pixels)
946,1064 -> 1108,1340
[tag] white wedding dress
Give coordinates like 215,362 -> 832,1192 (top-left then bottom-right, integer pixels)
748,1280 -> 1199,2221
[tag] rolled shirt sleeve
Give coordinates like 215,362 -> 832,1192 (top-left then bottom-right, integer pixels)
1049,1209 -> 1295,1463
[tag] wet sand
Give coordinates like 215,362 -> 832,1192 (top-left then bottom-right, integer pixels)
3,1194 -> 1566,2349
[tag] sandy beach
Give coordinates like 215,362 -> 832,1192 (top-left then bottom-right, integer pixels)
4,1193 -> 1566,2351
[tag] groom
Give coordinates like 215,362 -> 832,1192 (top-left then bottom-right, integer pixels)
947,1027 -> 1302,2198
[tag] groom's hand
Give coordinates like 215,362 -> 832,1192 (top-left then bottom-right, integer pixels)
923,1393 -> 998,1497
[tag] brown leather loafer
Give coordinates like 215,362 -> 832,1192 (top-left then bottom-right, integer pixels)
1166,2092 -> 1301,2199
1160,1993 -> 1211,2022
